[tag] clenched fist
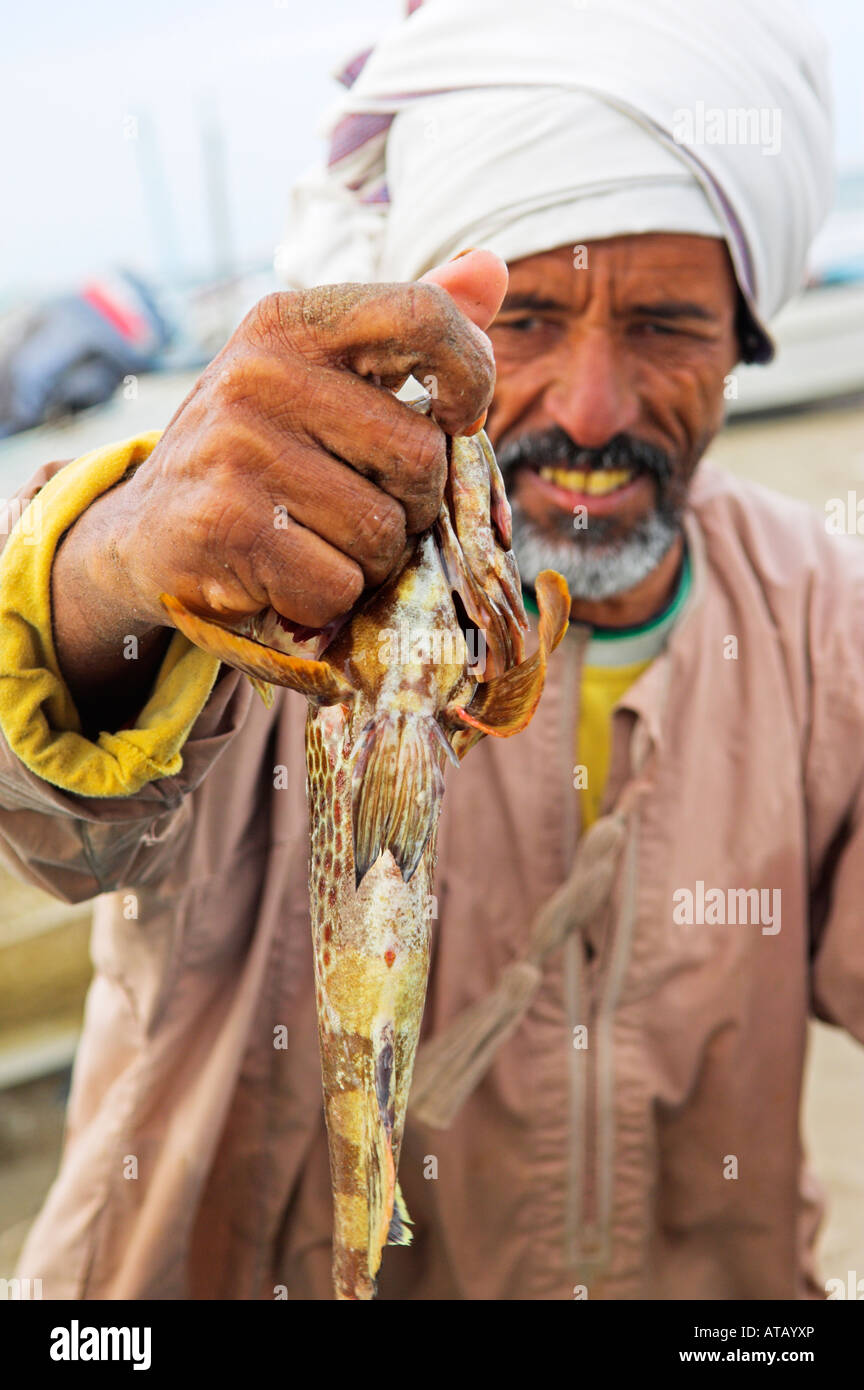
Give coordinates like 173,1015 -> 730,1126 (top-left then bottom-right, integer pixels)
51,252 -> 509,733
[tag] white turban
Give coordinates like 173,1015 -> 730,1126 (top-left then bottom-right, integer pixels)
275,0 -> 833,362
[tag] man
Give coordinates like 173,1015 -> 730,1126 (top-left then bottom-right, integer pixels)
1,0 -> 855,1299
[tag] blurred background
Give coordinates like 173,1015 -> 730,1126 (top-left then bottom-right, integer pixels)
0,0 -> 862,1293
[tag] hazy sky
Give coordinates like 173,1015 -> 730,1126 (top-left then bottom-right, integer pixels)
2,0 -> 861,298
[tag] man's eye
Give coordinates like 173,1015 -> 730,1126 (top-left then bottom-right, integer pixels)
636,321 -> 680,337
498,316 -> 546,333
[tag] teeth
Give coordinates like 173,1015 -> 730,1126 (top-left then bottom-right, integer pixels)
538,467 -> 633,496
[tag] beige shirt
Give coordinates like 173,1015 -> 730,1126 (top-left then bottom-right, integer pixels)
4,458 -> 863,1300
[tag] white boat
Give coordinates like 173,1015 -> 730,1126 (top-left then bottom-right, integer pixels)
730,279 -> 864,415
730,180 -> 864,416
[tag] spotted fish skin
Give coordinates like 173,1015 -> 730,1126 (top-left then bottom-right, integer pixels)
304,524 -> 473,1299
160,418 -> 571,1300
307,704 -> 435,1300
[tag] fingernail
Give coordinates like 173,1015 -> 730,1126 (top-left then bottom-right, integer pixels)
449,247 -> 478,261
464,410 -> 488,436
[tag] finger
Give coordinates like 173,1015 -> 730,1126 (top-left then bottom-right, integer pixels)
199,484 -> 366,630
260,283 -> 495,437
419,250 -> 509,332
243,359 -> 447,533
248,515 -> 366,630
309,375 -> 447,533
250,424 -> 409,585
374,251 -> 508,399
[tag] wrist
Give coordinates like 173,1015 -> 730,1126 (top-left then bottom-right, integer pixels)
53,486 -> 158,650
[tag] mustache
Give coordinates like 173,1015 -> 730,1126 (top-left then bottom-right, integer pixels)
495,427 -> 674,487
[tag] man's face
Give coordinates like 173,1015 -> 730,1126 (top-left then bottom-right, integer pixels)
484,234 -> 740,603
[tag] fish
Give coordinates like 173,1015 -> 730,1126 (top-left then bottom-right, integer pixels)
159,393 -> 570,1299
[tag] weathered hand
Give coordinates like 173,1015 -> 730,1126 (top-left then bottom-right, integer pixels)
50,252 -> 508,726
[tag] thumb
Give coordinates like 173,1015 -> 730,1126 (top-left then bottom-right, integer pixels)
419,249 -> 508,331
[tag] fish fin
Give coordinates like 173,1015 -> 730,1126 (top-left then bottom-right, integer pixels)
159,594 -> 355,704
249,676 -> 275,708
331,1030 -> 413,1298
447,569 -> 570,742
367,1025 -> 398,1279
387,1182 -> 413,1247
436,432 -> 528,679
351,713 -> 448,887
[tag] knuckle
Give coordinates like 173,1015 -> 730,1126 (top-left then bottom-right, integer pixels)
407,283 -> 464,352
446,324 -> 495,407
410,419 -> 448,478
469,332 -> 496,394
395,419 -> 447,500
411,279 -> 454,327
246,290 -> 300,344
213,496 -> 267,566
413,282 -> 473,352
208,356 -> 261,411
405,285 -> 495,418
317,562 -> 364,622
352,493 -> 406,565
292,368 -> 331,425
292,284 -> 375,357
197,421 -> 267,489
475,338 -> 497,401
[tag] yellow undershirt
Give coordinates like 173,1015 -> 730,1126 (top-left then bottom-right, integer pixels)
577,658 -> 651,827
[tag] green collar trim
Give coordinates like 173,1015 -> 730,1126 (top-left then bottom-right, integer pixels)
588,547 -> 691,641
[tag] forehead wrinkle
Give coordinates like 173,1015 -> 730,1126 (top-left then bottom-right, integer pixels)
504,236 -> 733,318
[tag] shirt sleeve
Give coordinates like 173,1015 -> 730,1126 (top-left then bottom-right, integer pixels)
0,435 -> 252,901
804,535 -> 864,1045
810,779 -> 864,1044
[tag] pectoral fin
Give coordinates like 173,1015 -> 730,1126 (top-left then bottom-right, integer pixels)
351,712 -> 450,886
446,569 -> 570,746
248,676 -> 276,709
160,593 -> 355,705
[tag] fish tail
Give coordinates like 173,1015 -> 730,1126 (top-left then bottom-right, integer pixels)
388,1182 -> 413,1246
331,1023 -> 413,1300
351,712 -> 455,887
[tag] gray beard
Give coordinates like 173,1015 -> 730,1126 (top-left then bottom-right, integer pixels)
511,502 -> 681,602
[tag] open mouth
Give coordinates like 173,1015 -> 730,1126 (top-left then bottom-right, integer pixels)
497,429 -> 671,523
512,457 -> 654,523
535,466 -> 634,497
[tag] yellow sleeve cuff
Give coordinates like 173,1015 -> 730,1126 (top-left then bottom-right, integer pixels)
0,431 -> 222,798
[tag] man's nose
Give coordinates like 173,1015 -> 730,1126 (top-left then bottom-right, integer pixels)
543,332 -> 640,448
